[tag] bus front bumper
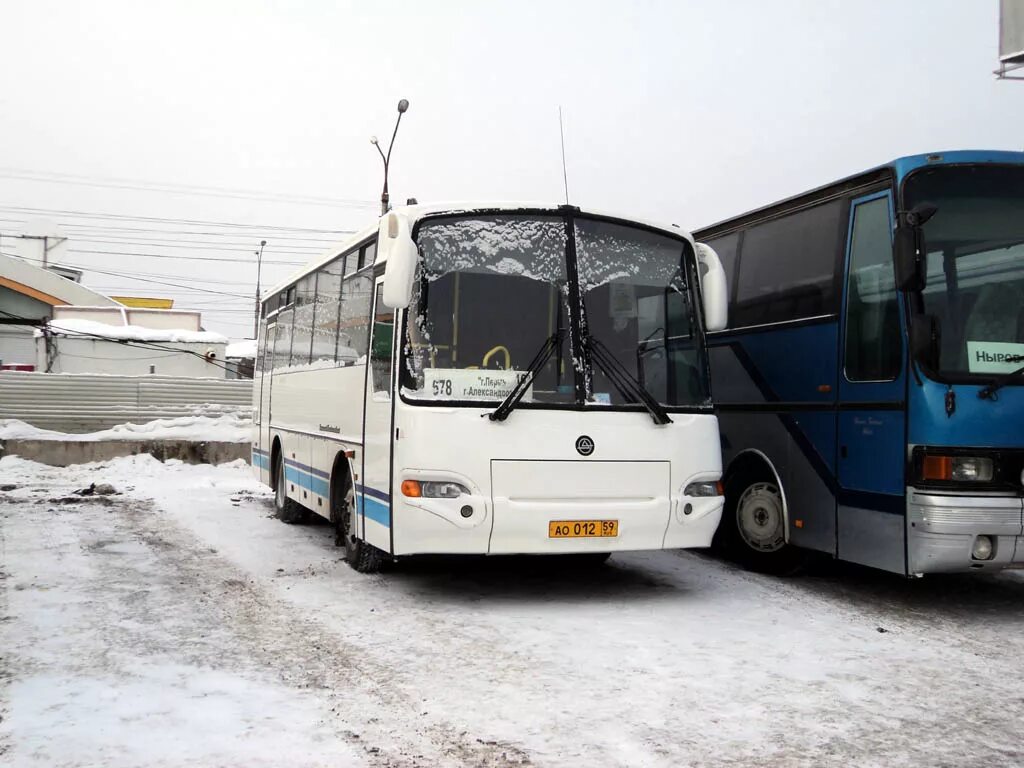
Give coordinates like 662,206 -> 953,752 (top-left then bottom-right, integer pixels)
907,489 -> 1024,574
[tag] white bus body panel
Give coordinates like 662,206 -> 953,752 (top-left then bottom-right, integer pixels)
391,405 -> 723,555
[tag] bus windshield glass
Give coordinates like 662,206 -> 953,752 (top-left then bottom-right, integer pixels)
400,212 -> 709,407
906,165 -> 1024,378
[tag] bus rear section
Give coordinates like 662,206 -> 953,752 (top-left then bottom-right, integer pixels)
696,150 -> 1024,576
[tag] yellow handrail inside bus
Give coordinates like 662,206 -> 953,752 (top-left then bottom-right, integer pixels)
482,345 -> 511,370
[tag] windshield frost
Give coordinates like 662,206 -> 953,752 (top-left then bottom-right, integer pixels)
401,212 -> 709,408
403,215 -> 573,404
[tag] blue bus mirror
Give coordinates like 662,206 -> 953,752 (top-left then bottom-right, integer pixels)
894,203 -> 937,292
695,242 -> 728,332
380,211 -> 417,309
894,225 -> 924,291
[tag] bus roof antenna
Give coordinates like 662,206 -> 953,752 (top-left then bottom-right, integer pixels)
559,106 -> 570,205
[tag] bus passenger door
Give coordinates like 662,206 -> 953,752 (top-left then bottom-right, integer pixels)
257,322 -> 276,481
360,277 -> 395,554
836,190 -> 908,574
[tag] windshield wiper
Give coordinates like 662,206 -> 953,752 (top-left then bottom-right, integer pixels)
588,335 -> 672,425
978,356 -> 1024,400
488,331 -> 564,422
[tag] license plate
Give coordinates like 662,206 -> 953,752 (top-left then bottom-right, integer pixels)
548,520 -> 618,538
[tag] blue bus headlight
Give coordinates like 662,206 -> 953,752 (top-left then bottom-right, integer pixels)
919,453 -> 995,484
951,457 -> 994,483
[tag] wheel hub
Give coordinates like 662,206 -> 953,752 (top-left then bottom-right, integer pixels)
736,481 -> 786,553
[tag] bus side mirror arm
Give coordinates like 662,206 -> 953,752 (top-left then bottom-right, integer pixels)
695,242 -> 728,332
380,211 -> 418,309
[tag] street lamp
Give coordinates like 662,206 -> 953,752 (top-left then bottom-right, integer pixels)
371,98 -> 410,216
253,239 -> 267,340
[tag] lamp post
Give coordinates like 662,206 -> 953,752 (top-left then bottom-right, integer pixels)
253,239 -> 267,340
371,98 -> 410,216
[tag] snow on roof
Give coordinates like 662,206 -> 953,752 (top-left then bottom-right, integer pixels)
36,318 -> 228,344
225,339 -> 257,359
0,251 -> 122,308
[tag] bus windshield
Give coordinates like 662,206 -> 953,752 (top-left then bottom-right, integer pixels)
400,212 -> 710,408
906,165 -> 1024,378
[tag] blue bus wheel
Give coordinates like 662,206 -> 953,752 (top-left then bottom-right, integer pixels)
722,471 -> 805,576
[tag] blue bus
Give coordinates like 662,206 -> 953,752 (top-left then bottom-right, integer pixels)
695,150 -> 1024,576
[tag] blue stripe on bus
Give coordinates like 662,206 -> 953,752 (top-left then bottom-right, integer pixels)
357,491 -> 391,528
257,448 -> 391,527
284,457 -> 330,479
284,465 -> 331,497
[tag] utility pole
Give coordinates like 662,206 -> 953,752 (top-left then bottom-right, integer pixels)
370,99 -> 410,216
253,239 -> 266,340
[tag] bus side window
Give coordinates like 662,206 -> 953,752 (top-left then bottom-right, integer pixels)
844,197 -> 900,381
371,283 -> 394,394
733,199 -> 843,328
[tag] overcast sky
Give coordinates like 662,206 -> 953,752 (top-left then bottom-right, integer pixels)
1,0 -> 1021,338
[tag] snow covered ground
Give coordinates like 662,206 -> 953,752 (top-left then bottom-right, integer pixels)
2,456 -> 1024,767
0,411 -> 251,443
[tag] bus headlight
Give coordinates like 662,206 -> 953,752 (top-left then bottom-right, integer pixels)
921,455 -> 994,483
683,481 -> 724,497
415,481 -> 469,498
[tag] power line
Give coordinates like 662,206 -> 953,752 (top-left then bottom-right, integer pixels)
56,236 -> 326,254
0,204 -> 355,234
67,248 -> 307,266
0,167 -> 379,209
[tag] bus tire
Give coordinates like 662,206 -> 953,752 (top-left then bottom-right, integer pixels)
722,469 -> 805,576
334,473 -> 385,574
274,454 -> 309,524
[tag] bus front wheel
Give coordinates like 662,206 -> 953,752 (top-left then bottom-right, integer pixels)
721,471 -> 805,575
335,475 -> 385,574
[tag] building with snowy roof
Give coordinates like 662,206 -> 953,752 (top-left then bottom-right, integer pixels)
0,246 -> 122,367
36,306 -> 229,378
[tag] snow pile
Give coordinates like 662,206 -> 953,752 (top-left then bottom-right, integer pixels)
36,318 -> 229,344
225,339 -> 258,358
0,410 -> 252,442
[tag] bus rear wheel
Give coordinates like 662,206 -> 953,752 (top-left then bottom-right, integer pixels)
722,471 -> 805,575
334,475 -> 385,574
274,456 -> 309,524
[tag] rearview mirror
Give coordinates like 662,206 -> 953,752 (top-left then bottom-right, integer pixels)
380,211 -> 418,309
694,242 -> 728,332
893,224 -> 924,291
893,203 -> 937,292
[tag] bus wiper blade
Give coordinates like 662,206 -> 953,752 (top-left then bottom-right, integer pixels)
978,359 -> 1024,400
488,331 -> 564,422
588,336 -> 672,425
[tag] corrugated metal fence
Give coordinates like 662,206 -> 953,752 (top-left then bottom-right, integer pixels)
0,371 -> 252,433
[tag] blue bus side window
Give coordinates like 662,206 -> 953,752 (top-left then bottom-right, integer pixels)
845,198 -> 900,381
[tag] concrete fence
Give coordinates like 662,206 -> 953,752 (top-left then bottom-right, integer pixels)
0,371 -> 252,433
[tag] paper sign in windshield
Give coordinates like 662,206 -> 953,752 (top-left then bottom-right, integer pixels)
966,341 -> 1024,374
423,368 -> 529,400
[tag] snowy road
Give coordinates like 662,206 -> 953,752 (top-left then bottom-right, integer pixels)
3,456 -> 1024,767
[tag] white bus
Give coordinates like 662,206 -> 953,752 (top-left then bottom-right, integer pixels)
252,203 -> 729,572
